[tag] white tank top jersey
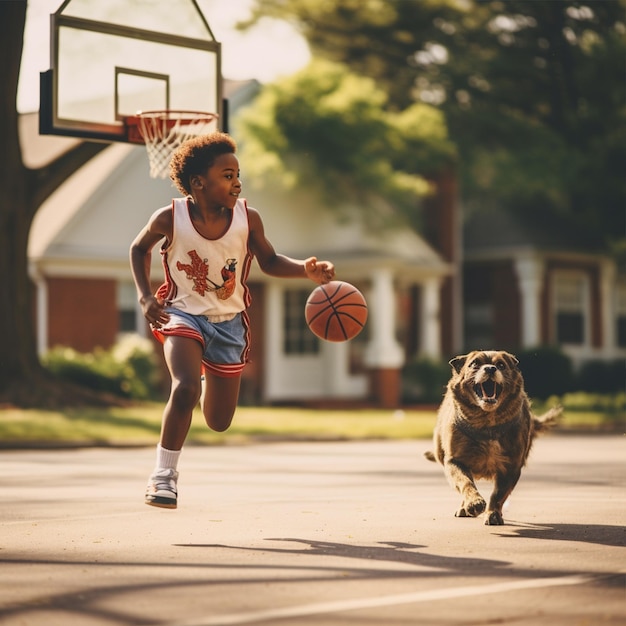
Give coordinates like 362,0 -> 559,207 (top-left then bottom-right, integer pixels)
156,197 -> 253,320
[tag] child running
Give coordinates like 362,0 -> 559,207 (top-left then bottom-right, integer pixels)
130,131 -> 335,508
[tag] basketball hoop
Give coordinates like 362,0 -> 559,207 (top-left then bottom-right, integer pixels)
125,110 -> 219,179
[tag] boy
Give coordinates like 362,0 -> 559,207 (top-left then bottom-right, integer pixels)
130,132 -> 335,508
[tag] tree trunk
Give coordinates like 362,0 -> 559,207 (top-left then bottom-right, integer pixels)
0,1 -> 41,397
0,2 -> 112,407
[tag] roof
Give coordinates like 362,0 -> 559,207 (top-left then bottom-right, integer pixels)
25,78 -> 449,283
19,112 -> 81,168
463,207 -> 593,259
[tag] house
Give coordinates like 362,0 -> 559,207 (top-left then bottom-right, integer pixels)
26,77 -> 621,407
24,82 -> 454,408
462,208 -> 626,369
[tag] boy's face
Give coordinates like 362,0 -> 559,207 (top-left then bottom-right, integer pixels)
195,152 -> 241,210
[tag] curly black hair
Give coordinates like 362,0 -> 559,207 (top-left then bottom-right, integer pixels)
169,131 -> 237,196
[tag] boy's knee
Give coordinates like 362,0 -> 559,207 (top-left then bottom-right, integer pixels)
203,410 -> 235,432
171,379 -> 201,408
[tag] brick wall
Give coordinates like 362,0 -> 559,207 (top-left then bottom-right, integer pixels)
47,277 -> 118,352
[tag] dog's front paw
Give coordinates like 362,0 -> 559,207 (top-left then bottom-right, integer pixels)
456,497 -> 486,518
485,510 -> 504,525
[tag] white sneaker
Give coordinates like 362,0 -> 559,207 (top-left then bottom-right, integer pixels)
145,468 -> 178,509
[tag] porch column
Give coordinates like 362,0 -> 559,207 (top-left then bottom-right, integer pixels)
515,256 -> 544,348
263,282 -> 283,399
599,259 -> 616,355
30,265 -> 48,356
364,268 -> 404,407
420,277 -> 442,358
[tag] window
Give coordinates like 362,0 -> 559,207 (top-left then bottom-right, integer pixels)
283,289 -> 319,355
616,282 -> 626,348
117,282 -> 140,334
464,302 -> 494,349
553,272 -> 588,345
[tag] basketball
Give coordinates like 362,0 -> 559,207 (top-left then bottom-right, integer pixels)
305,281 -> 368,342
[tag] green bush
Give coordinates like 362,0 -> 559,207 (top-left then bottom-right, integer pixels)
550,391 -> 625,414
402,357 -> 450,404
516,346 -> 575,400
43,336 -> 161,400
576,359 -> 625,394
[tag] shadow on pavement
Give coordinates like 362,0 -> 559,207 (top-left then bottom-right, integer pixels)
493,521 -> 625,547
177,537 -> 509,574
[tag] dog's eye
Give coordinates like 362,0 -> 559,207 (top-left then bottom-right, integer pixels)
495,361 -> 506,370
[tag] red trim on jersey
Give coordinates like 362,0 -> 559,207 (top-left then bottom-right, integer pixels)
240,309 -> 252,365
156,201 -> 177,304
151,315 -> 251,379
151,324 -> 202,346
240,199 -> 253,309
202,361 -> 246,378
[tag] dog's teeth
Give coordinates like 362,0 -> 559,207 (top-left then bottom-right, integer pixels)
480,381 -> 500,400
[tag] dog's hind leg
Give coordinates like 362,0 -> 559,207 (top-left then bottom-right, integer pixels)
445,459 -> 487,518
485,470 -> 522,525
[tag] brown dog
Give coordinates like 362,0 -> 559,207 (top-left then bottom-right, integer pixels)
425,350 -> 561,525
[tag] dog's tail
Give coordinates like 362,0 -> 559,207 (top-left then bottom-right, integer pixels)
424,450 -> 436,462
532,405 -> 562,435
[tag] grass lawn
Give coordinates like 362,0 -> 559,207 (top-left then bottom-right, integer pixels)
0,395 -> 622,448
0,405 -> 438,448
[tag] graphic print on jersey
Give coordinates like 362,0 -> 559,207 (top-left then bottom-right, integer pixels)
177,251 -> 238,300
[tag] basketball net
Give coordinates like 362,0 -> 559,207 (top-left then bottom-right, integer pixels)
130,111 -> 219,179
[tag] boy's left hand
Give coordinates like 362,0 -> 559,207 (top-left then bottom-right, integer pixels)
305,257 -> 335,284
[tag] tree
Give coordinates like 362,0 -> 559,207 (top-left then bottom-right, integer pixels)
243,0 -> 626,255
1,2 -> 110,407
236,59 -> 456,230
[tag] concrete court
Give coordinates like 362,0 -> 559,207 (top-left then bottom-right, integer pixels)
0,433 -> 624,626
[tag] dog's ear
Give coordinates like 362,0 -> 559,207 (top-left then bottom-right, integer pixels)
449,355 -> 468,374
503,352 -> 520,370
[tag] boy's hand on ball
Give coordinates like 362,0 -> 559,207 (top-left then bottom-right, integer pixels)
305,257 -> 335,284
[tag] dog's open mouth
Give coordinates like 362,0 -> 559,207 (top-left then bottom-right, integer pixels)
474,380 -> 503,404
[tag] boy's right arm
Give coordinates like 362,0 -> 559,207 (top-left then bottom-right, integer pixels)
129,207 -> 173,327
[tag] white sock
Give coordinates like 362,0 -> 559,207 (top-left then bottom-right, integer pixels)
155,444 -> 181,471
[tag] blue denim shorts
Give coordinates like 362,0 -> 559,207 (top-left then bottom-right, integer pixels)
152,308 -> 250,377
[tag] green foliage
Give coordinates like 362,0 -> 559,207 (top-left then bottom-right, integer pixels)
516,346 -> 575,400
245,0 -> 626,255
401,356 -> 450,404
576,359 -> 625,395
42,336 -> 162,401
401,348 -> 623,405
517,348 -> 625,400
236,59 -> 456,229
547,391 -> 625,415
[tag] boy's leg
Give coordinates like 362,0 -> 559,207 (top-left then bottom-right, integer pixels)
160,335 -> 203,449
200,371 -> 241,432
146,335 -> 203,509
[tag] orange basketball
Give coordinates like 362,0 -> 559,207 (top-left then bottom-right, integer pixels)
305,281 -> 368,342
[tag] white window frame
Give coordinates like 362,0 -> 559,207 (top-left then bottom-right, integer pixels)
464,301 -> 494,349
282,288 -> 320,355
117,281 -> 146,338
551,270 -> 590,347
615,280 -> 626,349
